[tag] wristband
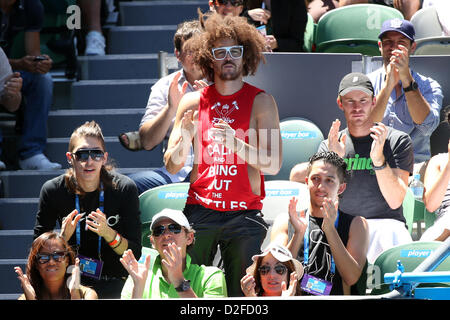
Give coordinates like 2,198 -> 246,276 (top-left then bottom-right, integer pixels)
372,160 -> 387,171
109,232 -> 121,247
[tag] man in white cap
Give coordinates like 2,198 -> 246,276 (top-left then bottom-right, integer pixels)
290,72 -> 414,265
120,208 -> 227,298
369,18 -> 443,166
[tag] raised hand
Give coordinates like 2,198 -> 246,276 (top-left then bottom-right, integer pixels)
14,266 -> 36,300
168,72 -> 188,112
390,45 -> 411,85
240,274 -> 257,297
320,197 -> 339,232
161,243 -> 184,287
60,209 -> 84,241
369,122 -> 388,167
85,208 -> 115,241
180,109 -> 196,142
68,258 -> 81,299
327,119 -> 346,158
120,249 -> 151,289
288,197 -> 307,236
210,119 -> 236,151
193,79 -> 208,91
281,271 -> 298,297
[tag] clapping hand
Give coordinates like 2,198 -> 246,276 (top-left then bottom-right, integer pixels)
288,197 -> 307,236
161,243 -> 184,287
320,197 -> 339,232
369,122 -> 388,167
14,266 -> 36,300
168,72 -> 188,112
327,119 -> 346,158
68,258 -> 81,299
210,119 -> 236,151
240,274 -> 257,297
60,209 -> 84,241
120,249 -> 151,289
281,272 -> 298,297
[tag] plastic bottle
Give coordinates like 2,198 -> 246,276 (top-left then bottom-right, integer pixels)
409,173 -> 424,201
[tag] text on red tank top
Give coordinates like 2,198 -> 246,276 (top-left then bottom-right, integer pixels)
187,83 -> 266,211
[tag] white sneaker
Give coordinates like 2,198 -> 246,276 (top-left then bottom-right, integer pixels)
19,154 -> 62,170
85,31 -> 106,56
0,160 -> 5,170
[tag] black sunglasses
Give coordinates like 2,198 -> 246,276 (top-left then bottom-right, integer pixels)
72,149 -> 105,162
36,251 -> 67,264
151,223 -> 183,237
258,264 -> 288,276
216,0 -> 243,6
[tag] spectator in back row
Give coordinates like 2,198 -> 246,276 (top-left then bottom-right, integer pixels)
307,0 -> 421,23
244,0 -> 308,52
78,0 -> 106,56
290,72 -> 414,265
0,46 -> 22,170
368,18 -> 442,167
0,0 -> 61,170
119,20 -> 206,194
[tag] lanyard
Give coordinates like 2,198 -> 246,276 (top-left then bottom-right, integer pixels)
303,209 -> 339,275
75,184 -> 104,260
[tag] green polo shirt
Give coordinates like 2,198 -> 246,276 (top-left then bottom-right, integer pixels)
121,248 -> 227,299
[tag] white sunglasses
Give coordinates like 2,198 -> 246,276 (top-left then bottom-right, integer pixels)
211,45 -> 243,60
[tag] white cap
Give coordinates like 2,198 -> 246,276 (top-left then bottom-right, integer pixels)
246,243 -> 304,279
150,208 -> 191,230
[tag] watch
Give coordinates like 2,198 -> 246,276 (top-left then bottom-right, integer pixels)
175,279 -> 191,292
403,80 -> 418,92
372,160 -> 387,171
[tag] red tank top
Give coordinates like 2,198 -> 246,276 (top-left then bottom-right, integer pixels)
186,83 -> 266,211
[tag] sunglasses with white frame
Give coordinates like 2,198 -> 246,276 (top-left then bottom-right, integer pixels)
211,45 -> 244,60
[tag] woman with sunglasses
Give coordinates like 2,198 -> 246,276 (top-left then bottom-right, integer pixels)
240,243 -> 303,296
14,232 -> 97,300
33,121 -> 142,298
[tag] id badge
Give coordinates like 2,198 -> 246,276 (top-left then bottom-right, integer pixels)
78,254 -> 103,280
300,274 -> 333,296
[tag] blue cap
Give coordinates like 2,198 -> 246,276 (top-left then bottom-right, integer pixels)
379,18 -> 415,41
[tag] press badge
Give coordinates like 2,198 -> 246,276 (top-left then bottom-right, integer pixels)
78,254 -> 103,280
300,274 -> 333,296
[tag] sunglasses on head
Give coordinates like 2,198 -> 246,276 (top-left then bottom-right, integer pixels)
216,0 -> 243,6
212,45 -> 243,60
72,149 -> 105,162
258,264 -> 288,276
36,251 -> 67,264
151,223 -> 183,237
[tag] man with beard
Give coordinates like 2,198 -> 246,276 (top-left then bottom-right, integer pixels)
164,12 -> 282,297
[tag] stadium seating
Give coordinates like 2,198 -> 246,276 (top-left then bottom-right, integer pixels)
411,6 -> 450,56
265,117 -> 324,181
139,182 -> 189,248
315,4 -> 403,55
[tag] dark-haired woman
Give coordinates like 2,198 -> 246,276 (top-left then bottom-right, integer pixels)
15,232 -> 97,300
240,243 -> 303,296
33,121 -> 142,298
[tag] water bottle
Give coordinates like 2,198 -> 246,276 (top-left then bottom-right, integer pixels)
409,173 -> 424,201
